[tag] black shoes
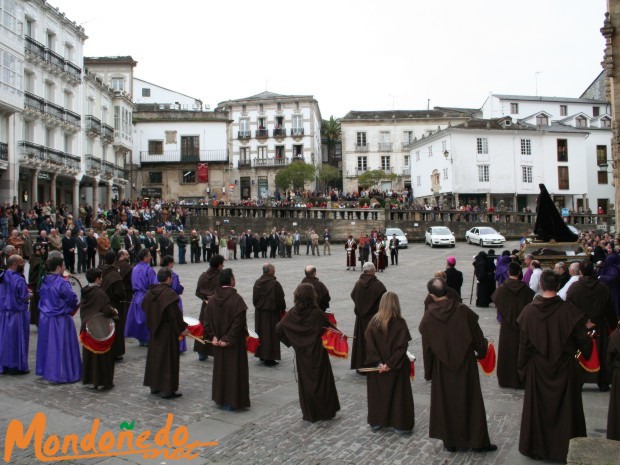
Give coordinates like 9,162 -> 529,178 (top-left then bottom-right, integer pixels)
162,392 -> 182,399
264,360 -> 279,367
473,444 -> 498,452
443,443 -> 456,452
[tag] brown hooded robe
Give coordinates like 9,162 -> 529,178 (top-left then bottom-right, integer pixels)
607,327 -> 620,440
419,298 -> 493,449
253,274 -> 286,361
300,276 -> 331,312
491,278 -> 535,388
204,286 -> 250,409
276,303 -> 340,422
517,295 -> 591,461
100,264 -> 126,358
80,285 -> 117,388
350,273 -> 387,369
142,283 -> 187,394
365,317 -> 414,431
194,267 -> 221,357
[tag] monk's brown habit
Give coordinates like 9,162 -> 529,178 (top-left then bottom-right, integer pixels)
300,276 -> 331,312
350,273 -> 386,369
276,303 -> 340,422
517,295 -> 591,461
80,285 -> 117,388
567,276 -> 617,387
253,274 -> 286,361
194,268 -> 220,356
204,286 -> 250,410
100,264 -> 127,358
423,286 -> 461,312
142,283 -> 187,394
419,298 -> 493,449
491,278 -> 535,388
365,317 -> 414,431
607,327 -> 620,440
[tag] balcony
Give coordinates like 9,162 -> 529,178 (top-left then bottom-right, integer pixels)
44,101 -> 65,121
25,91 -> 45,112
255,129 -> 269,139
273,128 -> 286,138
64,60 -> 82,82
85,155 -> 101,174
355,144 -> 369,152
24,36 -> 82,84
401,141 -> 414,150
401,167 -> 411,176
45,49 -> 65,72
378,142 -> 393,152
25,36 -> 45,61
238,160 -> 251,168
140,150 -> 228,164
291,128 -> 304,137
19,141 -> 81,171
65,109 -> 81,127
0,142 -> 8,162
253,157 -> 290,168
85,115 -> 102,134
101,124 -> 114,142
238,130 -> 251,140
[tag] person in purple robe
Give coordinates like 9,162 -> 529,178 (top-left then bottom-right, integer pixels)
36,255 -> 81,383
125,248 -> 157,346
495,251 -> 512,286
0,255 -> 31,374
599,252 -> 620,318
522,254 -> 534,285
161,255 -> 186,353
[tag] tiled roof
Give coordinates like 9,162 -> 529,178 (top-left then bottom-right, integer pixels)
493,94 -> 605,104
341,109 -> 471,120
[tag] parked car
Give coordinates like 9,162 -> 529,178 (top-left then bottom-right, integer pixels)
465,227 -> 505,247
425,226 -> 455,248
384,227 -> 408,248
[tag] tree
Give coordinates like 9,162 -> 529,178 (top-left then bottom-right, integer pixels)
316,164 -> 341,191
275,162 -> 316,192
357,170 -> 397,190
321,116 -> 341,162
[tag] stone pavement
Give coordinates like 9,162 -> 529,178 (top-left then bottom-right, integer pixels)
0,241 -> 612,464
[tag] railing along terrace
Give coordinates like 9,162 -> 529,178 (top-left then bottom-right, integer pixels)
24,92 -> 45,112
252,157 -> 290,167
291,128 -> 304,136
203,206 -> 385,221
25,36 -> 45,60
65,109 -> 81,127
86,115 -> 102,133
45,49 -> 65,71
139,150 -> 228,163
273,128 -> 286,137
0,142 -> 8,161
101,124 -> 114,141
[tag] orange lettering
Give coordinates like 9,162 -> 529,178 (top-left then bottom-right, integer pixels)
4,412 -> 47,463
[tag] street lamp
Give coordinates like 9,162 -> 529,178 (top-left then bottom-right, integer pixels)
443,149 -> 452,164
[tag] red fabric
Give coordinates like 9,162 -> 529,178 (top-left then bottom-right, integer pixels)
187,322 -> 204,338
246,335 -> 260,354
578,337 -> 600,372
326,313 -> 337,327
321,328 -> 349,359
478,341 -> 496,375
198,163 -> 209,183
409,360 -> 415,380
280,309 -> 286,321
80,329 -> 114,354
71,304 -> 80,317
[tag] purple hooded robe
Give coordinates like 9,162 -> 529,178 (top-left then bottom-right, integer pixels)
124,261 -> 157,342
0,270 -> 30,373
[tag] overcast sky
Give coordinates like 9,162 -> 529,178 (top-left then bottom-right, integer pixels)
50,0 -> 607,118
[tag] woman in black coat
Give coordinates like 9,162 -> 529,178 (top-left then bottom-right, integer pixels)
473,251 -> 496,307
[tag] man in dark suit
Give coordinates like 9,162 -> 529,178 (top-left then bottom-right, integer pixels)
61,229 -> 76,273
145,231 -> 158,267
389,233 -> 400,265
75,229 -> 88,273
85,228 -> 98,269
445,256 -> 464,296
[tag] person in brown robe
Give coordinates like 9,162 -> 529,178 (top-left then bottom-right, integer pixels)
80,268 -> 118,390
365,291 -> 414,433
142,267 -> 188,399
423,271 -> 461,312
345,235 -> 357,271
419,277 -> 497,453
351,262 -> 387,371
276,283 -> 340,422
116,249 -> 133,304
100,251 -> 126,360
518,270 -> 592,461
607,322 -> 620,440
204,269 -> 250,410
300,266 -> 331,312
194,254 -> 224,361
566,260 -> 617,391
252,263 -> 286,366
491,261 -> 535,389
28,244 -> 45,326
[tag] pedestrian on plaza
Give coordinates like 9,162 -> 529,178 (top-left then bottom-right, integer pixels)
351,262 -> 387,372
300,265 -> 331,312
252,233 -> 260,258
285,233 -> 293,258
21,229 -> 33,261
36,255 -> 82,383
388,233 -> 399,266
48,228 -> 62,254
204,268 -> 250,410
293,230 -> 301,255
444,257 -> 463,296
419,277 -> 497,453
142,267 -> 188,399
607,321 -> 620,440
259,233 -> 268,258
80,267 -> 118,390
161,255 -> 186,354
558,262 -> 580,300
125,249 -> 157,346
176,230 -> 188,264
85,229 -> 97,269
518,270 -> 591,461
100,251 -> 127,361
229,231 -> 238,260
195,254 -> 225,361
365,291 -> 414,434
473,251 -> 495,307
28,244 -> 45,326
76,230 -> 88,274
345,234 -> 357,271
253,263 -> 286,366
491,261 -> 535,389
323,228 -> 331,256
276,283 -> 340,422
190,229 -> 201,264
145,231 -> 158,267
239,232 -> 247,259
0,255 -> 31,375
311,230 -> 320,256
305,228 -> 312,255
201,230 -> 212,262
61,229 -> 76,274
108,230 -> 120,260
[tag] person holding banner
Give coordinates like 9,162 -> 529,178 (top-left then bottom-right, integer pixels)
80,268 -> 118,390
517,270 -> 591,461
419,277 -> 496,453
364,291 -> 414,434
276,283 -> 340,422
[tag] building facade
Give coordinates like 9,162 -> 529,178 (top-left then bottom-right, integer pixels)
216,91 -> 322,201
340,109 -> 477,194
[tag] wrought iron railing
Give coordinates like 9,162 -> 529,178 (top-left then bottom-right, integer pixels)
24,91 -> 45,112
255,129 -> 269,138
139,150 -> 228,163
0,142 -> 8,161
45,49 -> 65,71
25,36 -> 45,60
252,157 -> 290,167
291,128 -> 304,136
238,130 -> 251,139
101,124 -> 114,141
85,115 -> 102,133
273,128 -> 286,137
65,109 -> 81,127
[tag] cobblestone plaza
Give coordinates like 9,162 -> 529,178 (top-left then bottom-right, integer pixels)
0,241 -> 611,464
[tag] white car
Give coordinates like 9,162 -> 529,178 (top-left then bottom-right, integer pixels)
425,226 -> 455,248
385,227 -> 408,248
465,227 -> 505,247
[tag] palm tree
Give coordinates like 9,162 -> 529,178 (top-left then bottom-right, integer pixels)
321,116 -> 341,163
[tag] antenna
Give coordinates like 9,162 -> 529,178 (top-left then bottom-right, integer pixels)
388,94 -> 398,110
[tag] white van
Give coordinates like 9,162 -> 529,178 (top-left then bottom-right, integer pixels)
385,227 -> 408,248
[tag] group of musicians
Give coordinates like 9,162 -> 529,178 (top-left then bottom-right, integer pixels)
344,233 -> 400,272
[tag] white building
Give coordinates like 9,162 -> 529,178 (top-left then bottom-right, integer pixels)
0,0 -> 25,201
216,91 -> 322,200
340,109 -> 478,194
134,77 -> 204,109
